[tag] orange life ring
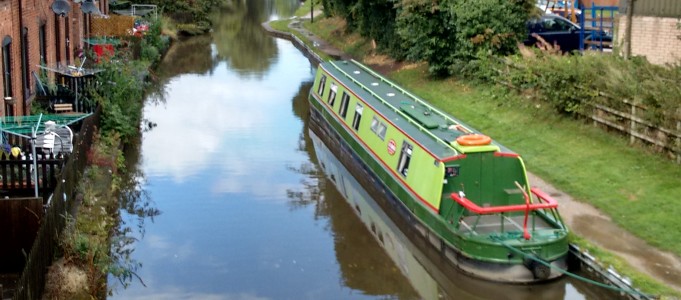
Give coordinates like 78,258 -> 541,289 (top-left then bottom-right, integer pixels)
456,134 -> 492,146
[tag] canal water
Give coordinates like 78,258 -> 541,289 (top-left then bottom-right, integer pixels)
111,1 -> 619,299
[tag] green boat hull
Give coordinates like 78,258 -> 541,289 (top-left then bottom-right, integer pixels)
307,60 -> 569,283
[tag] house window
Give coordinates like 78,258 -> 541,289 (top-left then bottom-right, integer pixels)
370,116 -> 387,140
39,23 -> 47,66
327,83 -> 337,106
339,92 -> 350,119
21,27 -> 30,100
352,103 -> 363,131
397,141 -> 413,177
54,17 -> 61,63
65,18 -> 70,65
317,75 -> 326,96
3,36 -> 13,99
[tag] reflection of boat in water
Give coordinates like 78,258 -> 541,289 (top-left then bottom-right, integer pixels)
310,128 -> 571,299
308,60 -> 568,283
312,129 -> 447,299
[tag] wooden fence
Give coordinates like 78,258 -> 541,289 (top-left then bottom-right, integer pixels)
586,101 -> 681,163
0,152 -> 62,199
12,107 -> 100,300
0,198 -> 43,274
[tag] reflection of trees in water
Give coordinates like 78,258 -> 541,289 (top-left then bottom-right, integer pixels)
110,131 -> 161,289
285,81 -> 326,216
211,0 -> 277,77
157,35 -> 217,79
273,0 -> 300,18
144,35 -> 216,106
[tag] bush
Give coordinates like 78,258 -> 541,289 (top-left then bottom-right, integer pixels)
396,0 -> 532,76
460,50 -> 681,126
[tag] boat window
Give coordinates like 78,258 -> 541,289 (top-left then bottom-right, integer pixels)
370,116 -> 387,140
370,117 -> 379,132
328,83 -> 337,106
377,123 -> 387,140
339,92 -> 350,119
352,103 -> 363,131
317,75 -> 326,96
397,141 -> 413,177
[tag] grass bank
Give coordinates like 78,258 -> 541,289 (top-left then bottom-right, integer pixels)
270,12 -> 681,298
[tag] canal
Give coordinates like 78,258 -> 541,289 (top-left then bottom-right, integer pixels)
110,0 -> 619,299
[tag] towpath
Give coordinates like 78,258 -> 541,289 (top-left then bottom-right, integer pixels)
263,13 -> 681,294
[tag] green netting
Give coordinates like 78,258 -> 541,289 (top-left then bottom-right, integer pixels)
0,113 -> 92,138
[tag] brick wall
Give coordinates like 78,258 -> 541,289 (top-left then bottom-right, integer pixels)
0,0 -> 98,116
617,16 -> 681,65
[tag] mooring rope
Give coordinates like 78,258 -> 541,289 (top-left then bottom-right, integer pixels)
490,235 -> 651,299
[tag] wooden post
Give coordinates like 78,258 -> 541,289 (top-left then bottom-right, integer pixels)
677,121 -> 680,164
310,0 -> 314,23
630,102 -> 636,144
623,0 -> 636,59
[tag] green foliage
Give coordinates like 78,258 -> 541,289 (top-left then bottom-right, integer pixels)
90,55 -> 147,143
396,0 -> 532,76
353,0 -> 406,59
322,0 -> 357,23
449,0 -> 530,65
141,40 -> 160,63
131,0 -> 222,31
396,0 -> 457,76
461,52 -> 681,126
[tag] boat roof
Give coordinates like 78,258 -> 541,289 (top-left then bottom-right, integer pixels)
321,60 -> 516,160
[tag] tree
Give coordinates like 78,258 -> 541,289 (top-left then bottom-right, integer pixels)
397,0 -> 532,76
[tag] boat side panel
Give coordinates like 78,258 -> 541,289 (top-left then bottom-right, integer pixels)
314,66 -> 445,211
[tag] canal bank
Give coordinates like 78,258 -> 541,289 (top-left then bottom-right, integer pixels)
261,13 -> 681,299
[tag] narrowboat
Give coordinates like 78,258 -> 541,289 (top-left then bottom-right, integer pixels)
307,60 -> 569,283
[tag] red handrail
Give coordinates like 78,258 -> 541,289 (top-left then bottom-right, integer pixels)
449,187 -> 558,214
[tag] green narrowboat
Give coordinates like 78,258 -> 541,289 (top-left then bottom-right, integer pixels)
308,60 -> 569,283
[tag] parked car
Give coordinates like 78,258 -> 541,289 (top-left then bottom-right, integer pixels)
524,13 -> 612,53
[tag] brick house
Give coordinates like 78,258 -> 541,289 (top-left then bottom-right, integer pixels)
617,0 -> 681,65
0,0 -> 108,117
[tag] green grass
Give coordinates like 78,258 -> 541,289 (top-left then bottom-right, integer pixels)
303,17 -> 374,58
296,0 -> 316,17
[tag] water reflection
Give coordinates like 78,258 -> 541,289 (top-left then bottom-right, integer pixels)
156,35 -> 216,79
211,0 -> 299,78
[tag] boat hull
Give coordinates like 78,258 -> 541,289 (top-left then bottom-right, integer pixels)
308,101 -> 567,283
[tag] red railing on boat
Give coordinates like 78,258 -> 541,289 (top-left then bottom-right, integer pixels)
449,187 -> 558,214
450,187 -> 558,240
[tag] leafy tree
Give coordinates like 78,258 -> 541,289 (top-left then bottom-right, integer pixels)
354,0 -> 406,58
396,0 -> 457,76
397,0 -> 532,76
449,0 -> 531,64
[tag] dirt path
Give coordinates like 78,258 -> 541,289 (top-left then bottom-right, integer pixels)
528,173 -> 681,292
265,14 -> 681,294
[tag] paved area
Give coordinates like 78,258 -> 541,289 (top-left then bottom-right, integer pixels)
262,11 -> 349,61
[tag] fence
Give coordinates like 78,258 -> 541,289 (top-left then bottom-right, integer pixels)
0,198 -> 43,274
586,101 -> 681,163
0,152 -> 62,199
12,107 -> 100,300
